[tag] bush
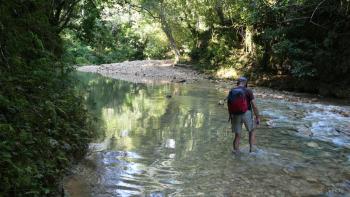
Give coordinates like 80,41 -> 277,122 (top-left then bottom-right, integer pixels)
0,1 -> 97,196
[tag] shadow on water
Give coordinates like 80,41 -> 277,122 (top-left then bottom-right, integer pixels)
65,72 -> 350,197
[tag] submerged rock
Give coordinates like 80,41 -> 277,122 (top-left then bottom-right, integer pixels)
335,127 -> 350,136
331,109 -> 350,117
296,126 -> 313,137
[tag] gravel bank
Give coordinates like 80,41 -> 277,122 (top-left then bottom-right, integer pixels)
77,60 -> 202,84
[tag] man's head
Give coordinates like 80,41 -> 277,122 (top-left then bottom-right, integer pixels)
237,76 -> 248,87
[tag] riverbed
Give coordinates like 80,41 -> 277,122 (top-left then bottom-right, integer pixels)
64,71 -> 350,196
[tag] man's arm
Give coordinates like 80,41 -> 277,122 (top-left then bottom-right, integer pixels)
251,99 -> 260,119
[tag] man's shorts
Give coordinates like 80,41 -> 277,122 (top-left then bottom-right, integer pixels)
231,110 -> 254,134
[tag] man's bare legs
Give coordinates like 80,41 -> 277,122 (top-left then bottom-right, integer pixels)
233,131 -> 256,153
248,130 -> 256,152
233,133 -> 241,153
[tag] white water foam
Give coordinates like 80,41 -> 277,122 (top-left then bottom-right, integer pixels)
262,101 -> 350,147
302,105 -> 350,147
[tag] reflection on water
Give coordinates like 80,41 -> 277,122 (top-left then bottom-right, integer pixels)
65,72 -> 350,196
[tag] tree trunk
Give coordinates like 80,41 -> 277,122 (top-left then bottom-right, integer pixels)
159,3 -> 180,64
215,0 -> 225,25
262,41 -> 272,70
244,26 -> 255,54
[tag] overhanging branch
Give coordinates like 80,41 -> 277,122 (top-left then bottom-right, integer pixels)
309,0 -> 327,29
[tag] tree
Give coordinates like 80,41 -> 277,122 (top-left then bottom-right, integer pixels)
116,0 -> 181,63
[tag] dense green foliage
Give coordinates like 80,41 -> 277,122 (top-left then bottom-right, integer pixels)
81,0 -> 349,96
0,0 -> 98,196
63,1 -> 171,65
63,26 -> 147,65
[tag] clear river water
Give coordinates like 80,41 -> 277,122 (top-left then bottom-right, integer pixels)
64,72 -> 350,197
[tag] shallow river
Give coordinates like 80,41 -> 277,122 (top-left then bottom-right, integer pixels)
64,72 -> 350,196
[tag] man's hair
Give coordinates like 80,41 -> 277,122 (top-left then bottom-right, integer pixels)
237,81 -> 247,87
236,77 -> 248,87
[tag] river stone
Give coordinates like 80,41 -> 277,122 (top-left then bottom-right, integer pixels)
49,138 -> 59,147
282,168 -> 290,175
293,111 -> 305,119
306,177 -> 318,183
335,126 -> 350,136
307,142 -> 320,148
266,120 -> 275,127
297,126 -> 313,137
63,142 -> 72,151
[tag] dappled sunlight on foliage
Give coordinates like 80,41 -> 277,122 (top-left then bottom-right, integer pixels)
215,67 -> 239,79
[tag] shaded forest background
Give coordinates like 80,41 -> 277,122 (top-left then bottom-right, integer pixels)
0,0 -> 349,196
63,0 -> 350,97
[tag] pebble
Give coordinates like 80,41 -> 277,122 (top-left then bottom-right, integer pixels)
297,126 -> 313,137
282,168 -> 290,174
306,177 -> 318,183
306,142 -> 320,148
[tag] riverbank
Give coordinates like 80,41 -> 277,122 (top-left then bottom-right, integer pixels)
77,60 -> 350,106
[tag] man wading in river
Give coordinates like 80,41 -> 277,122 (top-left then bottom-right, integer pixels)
227,77 -> 260,153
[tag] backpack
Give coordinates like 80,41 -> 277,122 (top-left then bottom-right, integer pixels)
227,87 -> 248,115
